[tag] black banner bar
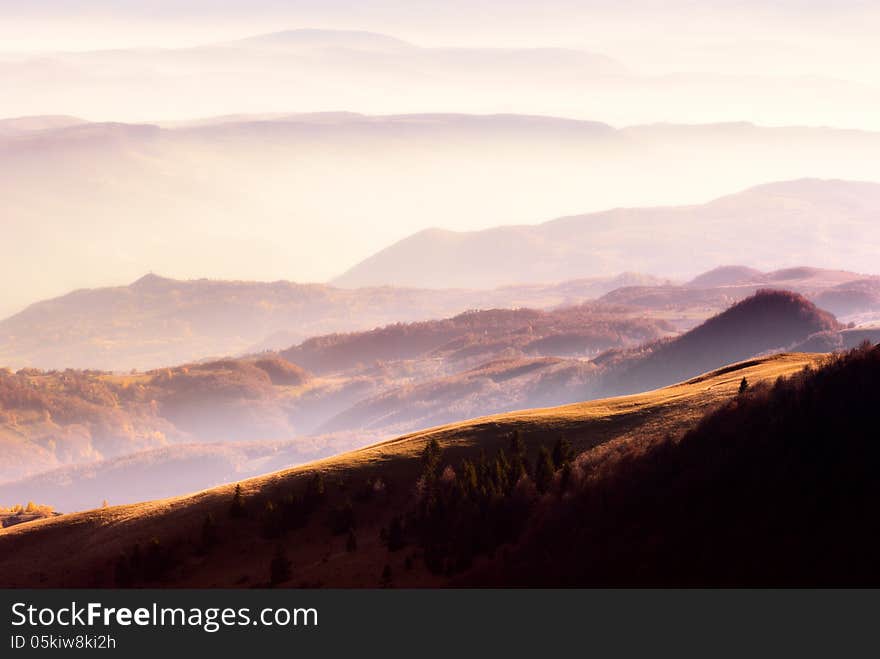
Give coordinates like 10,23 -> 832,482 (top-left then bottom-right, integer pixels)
1,589 -> 876,657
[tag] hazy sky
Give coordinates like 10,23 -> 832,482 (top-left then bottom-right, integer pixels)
2,1 -> 879,315
2,1 -> 878,79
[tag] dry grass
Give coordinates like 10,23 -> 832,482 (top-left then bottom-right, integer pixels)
0,352 -> 823,588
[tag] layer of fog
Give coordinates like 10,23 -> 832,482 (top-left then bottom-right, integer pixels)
3,115 -> 880,318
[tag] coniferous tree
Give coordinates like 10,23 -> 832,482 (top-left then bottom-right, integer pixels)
228,484 -> 246,519
459,459 -> 478,497
422,438 -> 442,478
559,462 -> 573,496
739,377 -> 749,395
535,445 -> 556,494
508,430 -> 530,481
552,438 -> 574,469
510,430 -> 526,458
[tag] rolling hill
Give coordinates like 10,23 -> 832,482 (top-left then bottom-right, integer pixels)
0,301 -> 672,490
473,343 -> 880,586
0,436 -> 374,515
0,272 -> 661,371
598,266 -> 880,321
596,290 -> 840,396
318,290 -> 845,435
0,288 -> 866,511
281,304 -> 673,375
0,351 -> 825,587
0,356 -> 314,484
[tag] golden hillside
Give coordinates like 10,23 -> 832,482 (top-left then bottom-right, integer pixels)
0,352 -> 823,588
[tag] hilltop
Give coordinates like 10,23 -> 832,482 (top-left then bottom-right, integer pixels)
597,290 -> 839,395
320,290 -> 845,434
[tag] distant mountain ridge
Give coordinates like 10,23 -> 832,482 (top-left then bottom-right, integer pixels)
3,109 -> 880,318
335,179 -> 880,289
0,272 -> 664,371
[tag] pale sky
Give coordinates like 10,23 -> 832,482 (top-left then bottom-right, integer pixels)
2,1 -> 879,75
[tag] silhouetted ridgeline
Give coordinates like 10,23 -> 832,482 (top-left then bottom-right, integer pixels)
478,343 -> 880,586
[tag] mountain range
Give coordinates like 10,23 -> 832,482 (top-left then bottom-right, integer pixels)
0,272 -> 662,371
5,26 -> 879,126
4,288 -> 875,511
336,179 -> 880,289
3,108 -> 880,317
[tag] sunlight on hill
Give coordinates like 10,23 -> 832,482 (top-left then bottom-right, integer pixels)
0,352 -> 823,587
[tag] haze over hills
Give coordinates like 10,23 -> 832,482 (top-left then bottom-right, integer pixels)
0,300 -> 675,489
4,1 -> 880,594
0,272 -> 664,371
600,266 -> 880,322
0,115 -> 87,136
336,179 -> 880,289
280,304 -> 672,376
3,261 -> 875,374
3,110 -> 880,316
4,25 -> 879,128
320,290 -> 846,434
1,288 -> 856,510
0,351 -> 834,587
0,438 -> 366,515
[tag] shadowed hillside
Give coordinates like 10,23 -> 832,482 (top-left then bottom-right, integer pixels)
477,344 -> 880,586
597,290 -> 840,395
0,353 -> 823,587
320,290 -> 844,434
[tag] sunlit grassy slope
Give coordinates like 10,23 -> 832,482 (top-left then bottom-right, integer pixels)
0,352 -> 824,588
